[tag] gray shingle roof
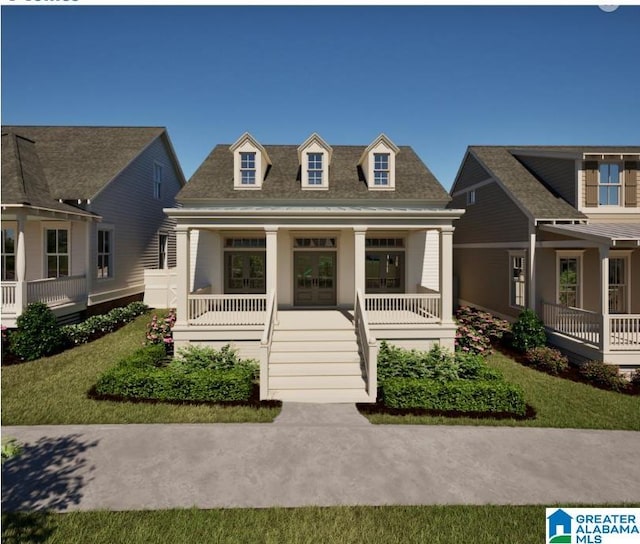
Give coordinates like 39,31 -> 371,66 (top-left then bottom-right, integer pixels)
2,126 -> 166,200
179,144 -> 450,203
1,132 -> 97,216
468,146 -> 588,220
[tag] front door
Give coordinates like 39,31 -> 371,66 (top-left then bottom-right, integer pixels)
294,252 -> 336,306
225,252 -> 266,294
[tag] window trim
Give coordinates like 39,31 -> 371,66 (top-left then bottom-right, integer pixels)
555,251 -> 584,308
373,153 -> 390,186
43,225 -> 71,278
508,251 -> 526,309
97,226 -> 115,280
1,225 -> 16,281
153,162 -> 163,200
240,152 -> 257,185
307,152 -> 323,186
609,250 -> 632,314
598,162 -> 623,207
467,190 -> 476,205
158,232 -> 169,269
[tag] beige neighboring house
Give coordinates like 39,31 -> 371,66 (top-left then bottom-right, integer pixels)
146,132 -> 464,402
449,145 -> 640,367
1,126 -> 185,327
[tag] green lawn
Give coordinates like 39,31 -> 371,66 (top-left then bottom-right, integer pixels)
1,314 -> 280,425
363,350 -> 640,430
2,505 -> 548,544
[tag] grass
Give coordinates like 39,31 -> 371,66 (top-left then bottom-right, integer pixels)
363,350 -> 640,430
1,505 -> 551,544
1,313 -> 280,425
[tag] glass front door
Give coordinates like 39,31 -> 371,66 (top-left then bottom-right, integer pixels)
224,252 -> 266,294
294,252 -> 336,306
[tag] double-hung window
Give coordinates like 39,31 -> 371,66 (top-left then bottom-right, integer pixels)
510,253 -> 526,308
609,257 -> 628,313
153,163 -> 163,200
97,229 -> 112,279
558,256 -> 581,308
158,233 -> 168,269
307,153 -> 323,185
373,153 -> 390,186
46,228 -> 69,278
598,163 -> 621,206
240,152 -> 256,185
1,228 -> 16,281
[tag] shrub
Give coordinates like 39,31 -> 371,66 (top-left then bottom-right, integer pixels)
455,323 -> 492,355
630,369 -> 640,389
173,344 -> 259,380
146,310 -> 176,346
455,307 -> 511,343
381,378 -> 526,416
578,361 -> 628,393
511,309 -> 546,353
524,346 -> 569,376
9,302 -> 67,361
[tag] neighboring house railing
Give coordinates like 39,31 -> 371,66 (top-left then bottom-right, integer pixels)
609,315 -> 640,350
27,276 -> 87,308
1,282 -> 17,314
355,289 -> 378,400
259,289 -> 277,400
187,294 -> 267,326
542,301 -> 600,346
364,293 -> 441,324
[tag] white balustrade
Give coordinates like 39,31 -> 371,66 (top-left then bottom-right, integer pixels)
355,289 -> 378,399
542,301 -> 600,345
188,294 -> 267,326
1,282 -> 17,314
26,276 -> 87,307
364,293 -> 441,324
609,315 -> 640,350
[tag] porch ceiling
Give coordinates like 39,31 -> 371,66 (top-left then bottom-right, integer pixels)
539,223 -> 640,247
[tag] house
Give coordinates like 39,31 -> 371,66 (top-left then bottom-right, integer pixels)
1,126 -> 186,327
151,132 -> 464,402
547,509 -> 572,539
449,145 -> 640,367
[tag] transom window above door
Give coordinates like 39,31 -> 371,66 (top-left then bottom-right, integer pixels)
293,238 -> 336,248
365,238 -> 405,248
224,238 -> 266,248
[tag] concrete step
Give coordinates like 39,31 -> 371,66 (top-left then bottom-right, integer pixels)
269,375 -> 366,390
269,362 -> 363,377
272,329 -> 357,342
268,388 -> 372,403
269,351 -> 361,364
270,341 -> 359,353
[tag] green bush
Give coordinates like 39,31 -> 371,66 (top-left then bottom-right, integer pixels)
94,345 -> 256,403
9,302 -> 67,361
455,307 -> 511,353
511,309 -> 546,353
382,378 -> 526,416
173,344 -> 259,379
524,346 -> 569,376
630,369 -> 640,389
578,361 -> 627,393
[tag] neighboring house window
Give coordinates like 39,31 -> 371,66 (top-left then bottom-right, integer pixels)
598,163 -> 621,206
558,256 -> 580,307
1,228 -> 16,281
240,152 -> 256,185
307,153 -> 323,185
373,153 -> 390,185
609,257 -> 628,313
158,234 -> 168,269
510,253 -> 526,308
97,229 -> 112,279
153,163 -> 163,200
467,190 -> 476,205
46,228 -> 69,278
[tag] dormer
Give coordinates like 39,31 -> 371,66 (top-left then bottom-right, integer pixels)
229,132 -> 271,190
359,134 -> 400,191
297,133 -> 333,190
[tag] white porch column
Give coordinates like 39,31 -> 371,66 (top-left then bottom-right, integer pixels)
528,227 -> 537,313
353,227 -> 367,296
599,245 -> 610,353
265,227 -> 278,294
85,220 -> 96,302
439,227 -> 455,324
175,227 -> 190,327
15,211 -> 27,312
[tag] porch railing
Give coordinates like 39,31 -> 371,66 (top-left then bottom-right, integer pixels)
259,289 -> 277,400
1,282 -> 17,314
364,293 -> 441,325
26,276 -> 87,308
542,301 -> 600,346
609,315 -> 640,350
355,289 -> 378,399
188,294 -> 267,326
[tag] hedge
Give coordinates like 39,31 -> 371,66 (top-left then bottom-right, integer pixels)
381,378 -> 527,416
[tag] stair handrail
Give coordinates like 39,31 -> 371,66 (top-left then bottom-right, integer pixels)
259,288 -> 277,400
355,288 -> 378,401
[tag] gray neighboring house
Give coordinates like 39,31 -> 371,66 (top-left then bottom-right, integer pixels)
1,126 -> 185,327
449,145 -> 640,367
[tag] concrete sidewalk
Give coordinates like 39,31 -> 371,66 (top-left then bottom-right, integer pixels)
2,404 -> 640,512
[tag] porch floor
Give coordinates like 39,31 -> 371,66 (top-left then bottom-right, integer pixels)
277,310 -> 354,330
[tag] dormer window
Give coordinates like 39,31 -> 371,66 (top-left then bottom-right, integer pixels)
230,133 -> 271,190
598,163 -> 621,206
359,134 -> 399,191
373,153 -> 390,185
298,133 -> 332,190
241,152 -> 256,185
308,153 -> 323,185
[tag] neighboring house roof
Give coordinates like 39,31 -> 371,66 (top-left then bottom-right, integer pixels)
1,132 -> 97,218
540,223 -> 640,246
179,144 -> 451,203
1,125 -> 173,200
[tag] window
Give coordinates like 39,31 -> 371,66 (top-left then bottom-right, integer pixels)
46,229 -> 69,278
240,152 -> 256,185
307,153 -> 323,185
153,163 -> 163,200
224,238 -> 266,249
158,234 -> 168,269
365,238 -> 405,248
365,252 -> 404,293
467,190 -> 476,205
609,257 -> 628,313
598,163 -> 621,206
558,256 -> 580,307
373,153 -> 390,185
97,229 -> 112,279
293,238 -> 336,249
510,254 -> 526,308
1,228 -> 16,281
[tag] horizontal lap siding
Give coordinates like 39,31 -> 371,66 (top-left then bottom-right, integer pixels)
90,136 -> 182,302
453,154 -> 491,192
514,155 -> 576,207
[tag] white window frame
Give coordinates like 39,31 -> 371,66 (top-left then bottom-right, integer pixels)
609,251 -> 632,314
44,225 -> 71,278
240,152 -> 257,185
97,226 -> 114,280
307,153 -> 323,185
373,153 -> 390,186
598,162 -> 623,207
467,190 -> 476,205
1,225 -> 16,281
556,251 -> 584,308
158,232 -> 169,269
509,251 -> 526,309
153,162 -> 163,200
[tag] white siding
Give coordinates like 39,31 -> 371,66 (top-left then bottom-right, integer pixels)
421,230 -> 440,291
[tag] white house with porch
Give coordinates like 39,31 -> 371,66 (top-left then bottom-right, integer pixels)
150,133 -> 464,402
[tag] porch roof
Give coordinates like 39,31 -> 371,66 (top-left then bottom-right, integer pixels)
539,223 -> 640,246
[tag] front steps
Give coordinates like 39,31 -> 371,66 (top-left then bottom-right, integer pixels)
267,311 -> 371,403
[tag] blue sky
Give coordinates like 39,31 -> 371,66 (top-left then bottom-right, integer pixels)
2,6 -> 639,189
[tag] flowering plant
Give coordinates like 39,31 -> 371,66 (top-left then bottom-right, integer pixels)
146,310 -> 176,345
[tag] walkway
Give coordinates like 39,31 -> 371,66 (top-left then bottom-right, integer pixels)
2,405 -> 640,512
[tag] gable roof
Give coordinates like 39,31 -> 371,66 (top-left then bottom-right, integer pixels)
1,132 -> 97,217
179,143 -> 450,203
1,125 -> 171,200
